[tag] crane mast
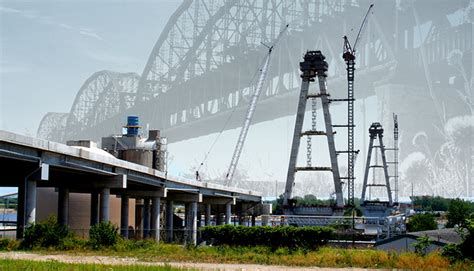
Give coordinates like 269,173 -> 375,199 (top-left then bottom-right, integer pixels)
393,113 -> 399,203
342,3 -> 374,207
225,25 -> 288,186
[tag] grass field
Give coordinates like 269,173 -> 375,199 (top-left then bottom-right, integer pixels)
0,259 -> 193,271
26,243 -> 473,270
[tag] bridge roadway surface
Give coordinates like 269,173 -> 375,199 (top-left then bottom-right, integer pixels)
0,130 -> 262,243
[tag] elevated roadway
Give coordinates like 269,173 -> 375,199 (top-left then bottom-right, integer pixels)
0,131 -> 264,244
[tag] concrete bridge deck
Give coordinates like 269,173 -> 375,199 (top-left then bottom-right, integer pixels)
0,130 -> 263,243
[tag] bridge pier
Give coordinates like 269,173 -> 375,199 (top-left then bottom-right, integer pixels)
185,202 -> 197,246
58,187 -> 69,226
151,197 -> 161,241
165,200 -> 174,243
25,179 -> 37,226
90,191 -> 99,226
135,199 -> 143,238
143,198 -> 150,238
225,202 -> 232,225
205,203 -> 211,226
120,195 -> 129,238
99,187 -> 110,222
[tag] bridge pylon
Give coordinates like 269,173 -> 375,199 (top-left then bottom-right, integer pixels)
283,51 -> 344,209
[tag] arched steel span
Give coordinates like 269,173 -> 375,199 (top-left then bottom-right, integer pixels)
135,0 -> 400,129
37,112 -> 69,142
40,0 -> 472,148
63,70 -> 140,141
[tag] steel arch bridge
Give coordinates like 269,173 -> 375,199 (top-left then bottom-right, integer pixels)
39,0 -> 472,150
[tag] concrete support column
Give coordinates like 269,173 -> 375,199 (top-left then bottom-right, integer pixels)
185,202 -> 198,246
216,213 -> 223,225
58,187 -> 69,226
135,199 -> 143,238
262,215 -> 269,226
120,195 -> 129,238
225,202 -> 232,225
90,191 -> 99,226
205,204 -> 211,226
238,215 -> 244,226
16,183 -> 25,239
151,197 -> 161,242
25,180 -> 37,225
251,215 -> 256,226
99,187 -> 110,222
143,198 -> 150,238
165,200 -> 174,243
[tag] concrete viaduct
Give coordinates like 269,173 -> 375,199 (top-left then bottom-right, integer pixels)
0,131 -> 264,244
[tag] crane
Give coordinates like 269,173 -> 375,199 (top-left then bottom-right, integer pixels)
342,3 -> 374,207
224,25 -> 289,186
393,113 -> 399,203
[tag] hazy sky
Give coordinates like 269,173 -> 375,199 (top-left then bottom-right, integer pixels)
0,1 -> 470,199
0,0 -> 180,135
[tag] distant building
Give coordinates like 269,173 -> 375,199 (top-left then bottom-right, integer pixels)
375,228 -> 462,253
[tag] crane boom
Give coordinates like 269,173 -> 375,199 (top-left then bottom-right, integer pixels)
353,4 -> 374,53
225,25 -> 288,186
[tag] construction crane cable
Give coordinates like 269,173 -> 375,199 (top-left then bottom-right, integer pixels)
196,61 -> 263,173
196,25 -> 289,175
225,24 -> 289,185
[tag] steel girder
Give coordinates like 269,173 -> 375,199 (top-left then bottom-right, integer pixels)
63,71 -> 139,140
38,0 -> 472,147
36,113 -> 69,142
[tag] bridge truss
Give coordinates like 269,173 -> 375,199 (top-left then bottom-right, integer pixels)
38,1 -> 472,192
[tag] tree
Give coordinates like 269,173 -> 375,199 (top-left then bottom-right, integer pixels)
407,213 -> 437,232
446,198 -> 473,228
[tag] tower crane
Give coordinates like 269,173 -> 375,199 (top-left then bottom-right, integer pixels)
342,4 -> 374,207
224,25 -> 289,186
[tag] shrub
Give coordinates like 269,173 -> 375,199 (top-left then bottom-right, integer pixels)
441,243 -> 463,263
0,239 -> 19,251
21,216 -> 71,249
446,198 -> 473,228
406,213 -> 437,232
89,221 -> 120,249
201,225 -> 333,249
413,235 -> 431,256
441,217 -> 474,262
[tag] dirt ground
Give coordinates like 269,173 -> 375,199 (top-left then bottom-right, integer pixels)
0,251 -> 374,271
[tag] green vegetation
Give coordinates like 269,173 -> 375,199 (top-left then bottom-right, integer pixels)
0,237 -> 472,269
21,216 -> 73,249
442,217 -> 474,262
406,213 -> 438,232
413,235 -> 431,256
271,194 -> 362,215
411,196 -> 451,211
447,198 -> 474,228
0,197 -> 18,210
201,225 -> 333,249
2,245 -> 471,270
89,221 -> 120,249
0,259 -> 191,271
1,216 -> 472,269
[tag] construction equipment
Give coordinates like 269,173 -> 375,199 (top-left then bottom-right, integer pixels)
361,122 -> 393,206
386,113 -> 400,203
342,3 -> 374,207
224,25 -> 289,186
393,114 -> 399,203
283,51 -> 344,208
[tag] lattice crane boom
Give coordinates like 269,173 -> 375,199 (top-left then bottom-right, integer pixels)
225,25 -> 288,186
